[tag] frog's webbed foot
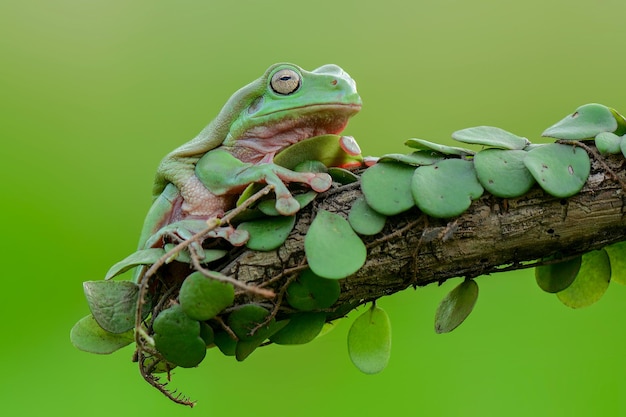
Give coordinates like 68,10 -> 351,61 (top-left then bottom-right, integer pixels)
207,225 -> 249,247
266,170 -> 332,215
145,219 -> 250,257
196,149 -> 333,217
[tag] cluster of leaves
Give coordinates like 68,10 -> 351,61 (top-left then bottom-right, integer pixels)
70,103 -> 626,406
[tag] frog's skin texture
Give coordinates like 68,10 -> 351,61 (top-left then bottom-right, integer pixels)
140,63 -> 361,247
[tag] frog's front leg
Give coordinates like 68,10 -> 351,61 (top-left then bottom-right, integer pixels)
195,149 -> 332,216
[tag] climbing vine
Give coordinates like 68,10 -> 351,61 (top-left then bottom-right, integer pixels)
71,103 -> 626,407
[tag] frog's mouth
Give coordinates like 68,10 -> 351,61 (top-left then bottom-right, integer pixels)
231,103 -> 361,164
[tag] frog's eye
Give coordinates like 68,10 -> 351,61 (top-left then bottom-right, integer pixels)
271,69 -> 301,95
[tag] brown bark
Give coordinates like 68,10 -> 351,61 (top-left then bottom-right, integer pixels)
218,150 -> 626,312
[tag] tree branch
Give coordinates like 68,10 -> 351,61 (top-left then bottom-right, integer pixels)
218,149 -> 626,313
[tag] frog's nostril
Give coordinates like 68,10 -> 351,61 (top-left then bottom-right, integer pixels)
331,79 -> 338,86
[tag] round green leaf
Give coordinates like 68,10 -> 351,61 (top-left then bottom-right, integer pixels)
542,103 -> 618,140
305,210 -> 367,279
270,312 -> 327,345
378,151 -> 443,166
286,268 -> 341,311
523,143 -> 590,198
153,304 -> 200,336
361,162 -> 416,216
473,149 -> 535,198
179,272 -> 235,321
405,138 -> 475,156
227,305 -> 271,341
434,279 -> 479,334
557,250 -> 611,308
348,196 -> 387,236
235,320 -> 289,361
347,306 -> 391,375
328,167 -> 359,184
602,243 -> 626,285
105,248 -> 166,280
70,315 -> 134,354
154,332 -> 206,368
213,331 -> 237,356
199,322 -> 215,345
238,215 -> 296,251
620,136 -> 626,159
273,134 -> 362,170
152,304 -> 206,367
83,280 -> 141,334
595,132 -> 622,154
452,126 -> 530,150
535,256 -> 581,293
411,158 -> 484,218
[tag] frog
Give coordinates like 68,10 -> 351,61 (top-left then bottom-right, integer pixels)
137,63 -> 362,249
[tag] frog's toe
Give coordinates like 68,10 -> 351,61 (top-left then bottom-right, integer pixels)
208,226 -> 250,246
227,228 -> 250,246
276,196 -> 300,216
309,173 -> 332,192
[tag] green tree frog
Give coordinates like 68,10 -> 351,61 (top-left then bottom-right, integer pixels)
138,63 -> 362,248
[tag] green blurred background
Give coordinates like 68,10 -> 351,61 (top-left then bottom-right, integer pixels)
2,0 -> 626,415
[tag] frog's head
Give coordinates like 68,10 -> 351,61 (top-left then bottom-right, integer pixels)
221,63 -> 362,161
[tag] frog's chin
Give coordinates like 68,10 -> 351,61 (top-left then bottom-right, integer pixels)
230,106 -> 358,163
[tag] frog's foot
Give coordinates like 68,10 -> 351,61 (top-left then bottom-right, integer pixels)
208,226 -> 249,246
267,171 -> 332,216
180,176 -> 231,218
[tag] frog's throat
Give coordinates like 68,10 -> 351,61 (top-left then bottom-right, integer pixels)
227,104 -> 360,164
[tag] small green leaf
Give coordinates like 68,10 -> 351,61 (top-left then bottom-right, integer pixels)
179,272 -> 235,321
70,315 -> 134,354
227,305 -> 272,341
305,210 -> 367,279
270,312 -> 327,345
153,305 -> 206,368
238,215 -> 296,251
83,280 -> 141,334
105,248 -> 166,280
154,332 -> 206,368
557,250 -> 611,308
378,151 -> 443,166
361,162 -> 416,216
473,149 -> 535,198
286,268 -> 341,311
213,331 -> 237,356
523,143 -> 590,198
601,242 -> 626,285
452,126 -> 530,150
328,167 -> 359,184
199,322 -> 215,345
595,132 -> 622,154
412,159 -> 484,218
535,257 -> 581,293
273,134 -> 363,169
542,103 -> 618,140
153,304 -> 200,336
405,138 -> 475,156
293,160 -> 328,174
235,320 -> 289,361
347,306 -> 391,374
348,196 -> 387,235
434,279 -> 479,334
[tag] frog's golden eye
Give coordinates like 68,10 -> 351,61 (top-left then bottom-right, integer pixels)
271,69 -> 301,95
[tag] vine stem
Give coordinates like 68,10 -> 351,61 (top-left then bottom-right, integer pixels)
562,140 -> 626,192
133,184 -> 276,404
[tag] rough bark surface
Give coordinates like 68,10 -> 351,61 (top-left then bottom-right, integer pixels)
218,150 -> 626,312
